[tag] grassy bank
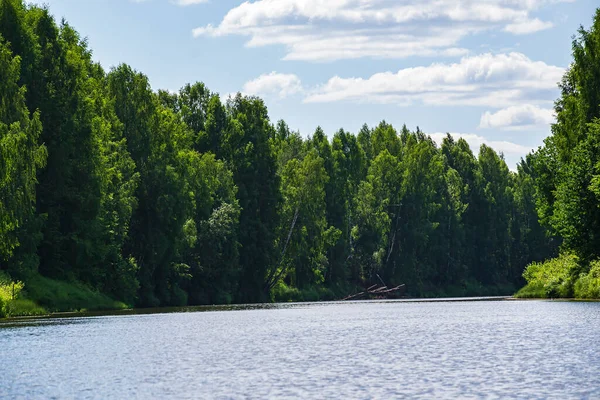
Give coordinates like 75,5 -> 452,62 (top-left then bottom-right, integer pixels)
0,272 -> 128,318
515,254 -> 600,299
26,275 -> 129,313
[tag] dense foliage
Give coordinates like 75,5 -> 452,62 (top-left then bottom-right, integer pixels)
518,9 -> 600,299
3,1 -> 597,311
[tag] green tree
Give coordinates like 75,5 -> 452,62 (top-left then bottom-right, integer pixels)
0,37 -> 46,274
272,149 -> 340,289
1,5 -> 140,299
531,9 -> 600,265
179,152 -> 240,305
327,129 -> 366,286
476,145 -> 513,284
353,149 -> 403,285
108,64 -> 192,306
223,94 -> 281,302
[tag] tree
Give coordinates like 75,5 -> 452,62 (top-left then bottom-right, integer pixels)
0,5 -> 141,298
179,152 -> 240,305
327,129 -> 366,286
476,145 -> 512,284
393,135 -> 446,291
223,94 -> 281,303
108,65 -> 192,306
532,9 -> 600,264
0,37 -> 46,275
353,149 -> 403,285
273,149 -> 340,289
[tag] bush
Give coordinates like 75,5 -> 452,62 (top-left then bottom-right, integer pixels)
0,271 -> 24,301
0,271 -> 47,317
271,281 -> 336,302
271,281 -> 303,302
514,283 -> 548,299
0,271 -> 24,317
516,253 -> 580,298
574,260 -> 600,299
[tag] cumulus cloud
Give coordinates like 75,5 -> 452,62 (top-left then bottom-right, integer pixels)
479,105 -> 555,130
193,0 -> 567,61
429,132 -> 533,156
243,72 -> 303,99
303,53 -> 564,108
429,131 -> 535,169
505,18 -> 554,34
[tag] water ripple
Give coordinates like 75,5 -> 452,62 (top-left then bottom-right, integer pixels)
1,300 -> 599,399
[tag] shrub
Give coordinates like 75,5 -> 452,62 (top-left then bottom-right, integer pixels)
0,271 -> 47,317
0,271 -> 24,317
574,260 -> 600,299
516,253 -> 580,298
0,271 -> 24,302
271,281 -> 337,302
271,281 -> 303,302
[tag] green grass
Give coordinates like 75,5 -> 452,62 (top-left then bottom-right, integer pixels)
26,275 -> 129,313
3,299 -> 47,317
0,271 -> 129,318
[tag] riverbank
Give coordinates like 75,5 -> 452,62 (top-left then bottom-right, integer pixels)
4,293 -> 600,324
1,296 -> 516,323
1,269 -> 522,319
0,272 -> 128,319
272,280 -> 518,303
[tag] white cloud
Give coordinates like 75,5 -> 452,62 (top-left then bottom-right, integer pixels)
429,132 -> 533,169
479,105 -> 555,130
303,53 -> 564,108
193,0 -> 568,61
505,18 -> 553,34
243,72 -> 303,99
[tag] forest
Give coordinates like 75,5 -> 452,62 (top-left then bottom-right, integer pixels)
0,0 -> 599,316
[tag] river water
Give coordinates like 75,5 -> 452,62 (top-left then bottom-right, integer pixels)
1,299 -> 599,399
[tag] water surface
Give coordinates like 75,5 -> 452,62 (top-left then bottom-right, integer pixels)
2,299 -> 599,399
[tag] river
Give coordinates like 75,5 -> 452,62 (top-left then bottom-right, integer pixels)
1,299 -> 599,399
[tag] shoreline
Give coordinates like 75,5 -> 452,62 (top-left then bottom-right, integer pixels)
0,296 -> 515,323
4,296 -> 599,324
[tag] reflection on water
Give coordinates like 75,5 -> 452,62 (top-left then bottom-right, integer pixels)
1,299 -> 599,398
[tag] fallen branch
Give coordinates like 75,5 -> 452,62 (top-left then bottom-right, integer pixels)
342,283 -> 405,301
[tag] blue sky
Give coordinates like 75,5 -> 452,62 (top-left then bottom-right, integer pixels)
32,0 -> 599,168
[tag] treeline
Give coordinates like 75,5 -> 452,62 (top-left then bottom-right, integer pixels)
0,0 -> 558,309
518,9 -> 600,299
